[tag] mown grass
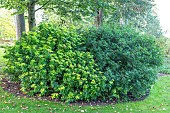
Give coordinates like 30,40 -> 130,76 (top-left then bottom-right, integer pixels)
0,48 -> 170,113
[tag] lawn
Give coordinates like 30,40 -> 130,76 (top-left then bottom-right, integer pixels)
0,48 -> 170,113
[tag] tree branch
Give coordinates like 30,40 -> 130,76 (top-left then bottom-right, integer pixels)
35,0 -> 50,12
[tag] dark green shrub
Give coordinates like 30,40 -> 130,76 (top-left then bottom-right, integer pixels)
4,23 -> 112,102
80,25 -> 163,99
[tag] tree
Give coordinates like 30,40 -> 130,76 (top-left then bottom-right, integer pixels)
1,0 -> 48,31
108,0 -> 163,37
2,0 -> 161,37
143,13 -> 163,38
0,9 -> 15,39
15,12 -> 26,39
110,0 -> 154,24
1,0 -> 114,31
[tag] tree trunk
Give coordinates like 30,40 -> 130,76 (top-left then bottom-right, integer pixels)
28,0 -> 36,31
94,9 -> 103,27
15,13 -> 26,40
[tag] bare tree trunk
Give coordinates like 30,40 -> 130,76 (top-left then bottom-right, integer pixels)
94,9 -> 103,27
15,13 -> 26,40
28,0 -> 36,31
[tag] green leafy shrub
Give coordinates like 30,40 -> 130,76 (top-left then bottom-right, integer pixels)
4,23 -> 163,102
80,25 -> 163,99
4,23 -> 111,102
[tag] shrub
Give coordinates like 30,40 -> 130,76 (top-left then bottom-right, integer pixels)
4,23 -> 112,102
80,25 -> 163,99
4,23 -> 163,102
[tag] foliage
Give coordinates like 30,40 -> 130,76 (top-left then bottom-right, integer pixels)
159,57 -> 170,74
46,0 -> 114,21
1,0 -> 162,37
108,0 -> 163,38
80,25 -> 163,99
0,9 -> 15,39
4,21 -> 164,102
156,37 -> 170,56
141,13 -> 163,38
0,48 -> 5,66
0,47 -> 5,74
4,23 -> 112,102
1,0 -> 114,25
156,38 -> 170,74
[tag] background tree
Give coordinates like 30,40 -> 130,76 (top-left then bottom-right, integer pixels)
1,0 -> 114,30
108,0 -> 163,37
1,0 -> 163,37
15,12 -> 25,39
0,9 -> 15,39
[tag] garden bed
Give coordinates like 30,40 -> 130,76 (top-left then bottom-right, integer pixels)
0,77 -> 154,106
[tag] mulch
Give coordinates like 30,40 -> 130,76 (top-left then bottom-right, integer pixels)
0,73 -> 169,106
0,78 -> 118,106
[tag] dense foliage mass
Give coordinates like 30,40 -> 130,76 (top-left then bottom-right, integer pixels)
4,23 -> 163,102
4,23 -> 114,102
80,25 -> 163,99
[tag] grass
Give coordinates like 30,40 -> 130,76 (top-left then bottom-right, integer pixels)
0,48 -> 170,113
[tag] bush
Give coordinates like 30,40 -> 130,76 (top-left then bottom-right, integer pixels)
4,23 -> 163,102
80,25 -> 163,99
4,23 -> 112,102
